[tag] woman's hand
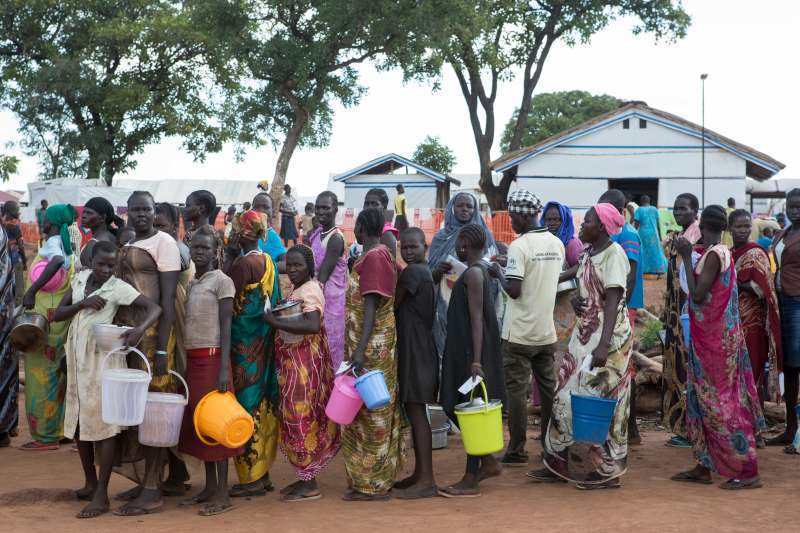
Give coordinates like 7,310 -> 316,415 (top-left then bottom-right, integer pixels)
487,262 -> 503,279
491,255 -> 507,268
80,295 -> 107,311
121,326 -> 144,348
470,361 -> 485,381
674,236 -> 693,257
435,262 -> 452,276
217,363 -> 230,393
263,309 -> 278,328
22,289 -> 35,310
590,342 -> 610,369
571,295 -> 587,316
350,348 -> 366,373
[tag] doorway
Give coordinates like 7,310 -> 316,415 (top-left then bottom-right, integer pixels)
608,178 -> 660,206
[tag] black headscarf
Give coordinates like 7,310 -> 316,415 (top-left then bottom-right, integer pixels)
85,197 -> 123,235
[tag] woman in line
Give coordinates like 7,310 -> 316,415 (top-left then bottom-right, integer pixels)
184,190 -> 220,248
729,210 -> 782,408
671,206 -> 764,489
226,210 -> 282,498
363,188 -> 399,256
20,204 -> 77,451
662,193 -> 701,448
768,188 -> 800,448
264,245 -> 340,502
308,191 -> 347,370
0,225 -> 18,448
429,192 -> 497,357
250,192 -> 287,272
113,191 -> 182,516
393,227 -> 438,499
177,225 -> 239,516
79,197 -> 123,268
341,208 -> 405,501
633,195 -> 667,275
155,202 -> 193,378
529,204 -> 632,489
54,241 -> 160,518
279,184 -> 298,247
438,224 -> 505,498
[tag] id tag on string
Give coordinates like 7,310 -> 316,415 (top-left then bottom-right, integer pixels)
458,376 -> 483,395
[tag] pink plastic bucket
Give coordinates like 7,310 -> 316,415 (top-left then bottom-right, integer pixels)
325,374 -> 363,425
29,260 -> 66,293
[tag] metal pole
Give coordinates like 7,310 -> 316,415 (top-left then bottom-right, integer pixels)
700,73 -> 708,207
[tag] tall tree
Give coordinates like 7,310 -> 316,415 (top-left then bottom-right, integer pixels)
0,153 -> 18,183
407,0 -> 690,209
500,90 -> 621,152
413,135 -> 456,174
0,0 -> 238,185
224,0 -> 425,215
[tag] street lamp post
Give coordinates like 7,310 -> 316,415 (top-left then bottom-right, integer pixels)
700,73 -> 708,207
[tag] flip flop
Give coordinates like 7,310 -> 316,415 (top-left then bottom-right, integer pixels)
112,503 -> 163,516
179,495 -> 211,506
341,490 -> 390,502
719,478 -> 762,490
18,440 -> 59,451
782,445 -> 799,455
282,491 -> 322,502
229,485 -> 268,498
576,480 -> 622,490
393,485 -> 438,500
437,486 -> 481,499
199,502 -> 236,516
670,471 -> 712,485
160,482 -> 191,497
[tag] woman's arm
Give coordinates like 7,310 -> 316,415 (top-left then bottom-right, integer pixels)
264,309 -> 321,335
590,286 -> 623,369
559,263 -> 579,283
465,266 -> 485,379
22,255 -> 64,309
318,233 -> 344,284
155,270 -> 179,376
217,297 -> 233,391
52,289 -> 76,322
682,250 -> 720,305
122,294 -> 162,347
380,232 -> 397,259
350,294 -> 379,371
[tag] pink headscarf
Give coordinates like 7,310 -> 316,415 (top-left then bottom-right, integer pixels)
593,203 -> 624,236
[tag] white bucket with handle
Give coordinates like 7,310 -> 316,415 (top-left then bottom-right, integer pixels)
101,348 -> 151,426
138,370 -> 189,448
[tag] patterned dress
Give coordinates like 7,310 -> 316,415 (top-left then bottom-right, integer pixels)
274,280 -> 340,480
686,244 -> 764,479
0,227 -> 18,439
341,246 -> 405,494
543,244 -> 632,484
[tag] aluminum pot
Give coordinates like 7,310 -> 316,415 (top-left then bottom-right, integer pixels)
9,306 -> 48,352
556,278 -> 578,294
272,300 -> 303,344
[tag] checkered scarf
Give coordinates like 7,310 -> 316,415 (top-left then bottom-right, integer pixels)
507,190 -> 543,214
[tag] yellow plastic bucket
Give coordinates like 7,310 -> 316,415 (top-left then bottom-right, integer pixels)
454,381 -> 504,456
193,391 -> 254,448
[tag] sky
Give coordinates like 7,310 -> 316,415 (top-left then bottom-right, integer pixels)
1,0 -> 797,198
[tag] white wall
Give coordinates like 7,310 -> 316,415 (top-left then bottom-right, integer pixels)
341,173 -> 437,209
512,115 -> 748,208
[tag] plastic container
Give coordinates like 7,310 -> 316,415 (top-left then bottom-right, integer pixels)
193,391 -> 254,448
680,313 -> 690,349
571,392 -> 618,444
92,324 -> 134,353
355,370 -> 391,410
454,381 -> 504,456
432,423 -> 449,449
325,374 -> 363,425
101,348 -> 151,426
138,370 -> 189,448
29,259 -> 66,293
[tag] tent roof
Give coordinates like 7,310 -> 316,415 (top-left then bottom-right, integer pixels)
492,101 -> 785,181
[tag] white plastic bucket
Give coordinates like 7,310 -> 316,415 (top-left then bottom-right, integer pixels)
101,348 -> 151,426
138,370 -> 189,448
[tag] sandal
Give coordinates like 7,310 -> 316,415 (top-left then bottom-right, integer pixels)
112,503 -> 163,516
782,445 -> 799,456
670,470 -> 712,485
437,486 -> 481,499
341,490 -> 390,502
282,490 -> 322,502
199,502 -> 236,516
19,440 -> 59,451
393,485 -> 438,500
719,478 -> 762,490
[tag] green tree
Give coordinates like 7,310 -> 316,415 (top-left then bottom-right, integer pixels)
413,136 -> 456,174
500,91 -> 621,152
222,0 -> 425,216
0,153 -> 19,182
0,0 -> 238,185
403,0 -> 690,209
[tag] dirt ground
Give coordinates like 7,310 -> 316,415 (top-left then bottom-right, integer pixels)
1,395 -> 797,533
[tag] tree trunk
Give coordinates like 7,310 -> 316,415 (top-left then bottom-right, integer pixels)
86,151 -> 101,182
269,108 -> 308,226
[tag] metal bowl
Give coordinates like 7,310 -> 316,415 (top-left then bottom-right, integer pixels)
556,278 -> 578,294
10,309 -> 48,352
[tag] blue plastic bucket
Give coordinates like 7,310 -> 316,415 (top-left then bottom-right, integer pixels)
355,370 -> 391,410
571,393 -> 618,444
680,313 -> 690,349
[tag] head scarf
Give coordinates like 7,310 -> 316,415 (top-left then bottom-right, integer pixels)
429,192 -> 496,268
233,209 -> 266,241
507,190 -> 543,215
85,196 -> 123,234
45,204 -> 77,256
540,201 -> 575,246
593,203 -> 625,236
257,180 -> 270,191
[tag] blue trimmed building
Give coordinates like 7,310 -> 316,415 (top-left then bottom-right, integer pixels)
332,153 -> 460,209
492,101 -> 785,210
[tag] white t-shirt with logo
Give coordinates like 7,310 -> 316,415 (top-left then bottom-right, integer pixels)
501,228 -> 565,346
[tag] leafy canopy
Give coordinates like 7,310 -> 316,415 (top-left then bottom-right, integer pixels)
413,136 -> 456,175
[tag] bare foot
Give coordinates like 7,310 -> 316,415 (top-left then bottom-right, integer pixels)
75,483 -> 96,501
282,480 -> 321,502
77,497 -> 109,519
342,489 -> 389,501
114,485 -> 142,502
393,474 -> 419,490
438,478 -> 480,498
394,482 -> 437,500
113,488 -> 163,516
180,485 -> 216,506
479,456 -> 502,481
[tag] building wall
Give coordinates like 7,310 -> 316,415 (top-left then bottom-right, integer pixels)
512,115 -> 748,208
340,173 -> 438,209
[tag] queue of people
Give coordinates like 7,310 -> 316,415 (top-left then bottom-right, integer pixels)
0,184 -> 796,520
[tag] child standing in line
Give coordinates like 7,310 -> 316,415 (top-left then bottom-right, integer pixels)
393,228 -> 438,499
53,240 -> 161,519
300,202 -> 315,245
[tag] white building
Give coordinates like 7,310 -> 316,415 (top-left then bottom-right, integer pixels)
330,153 -> 460,209
491,101 -> 785,211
